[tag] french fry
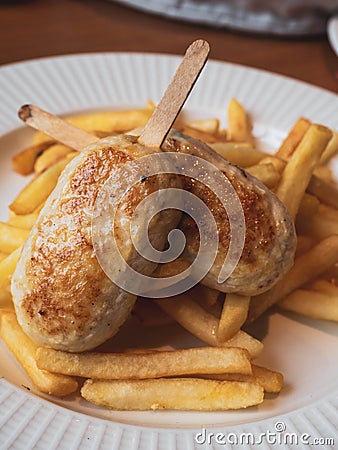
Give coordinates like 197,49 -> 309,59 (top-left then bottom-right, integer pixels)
0,288 -> 12,308
296,193 -> 319,220
0,252 -> 7,263
199,364 -> 283,393
8,212 -> 38,230
34,144 -> 73,174
259,152 -> 334,215
276,117 -> 311,159
210,142 -> 266,167
313,165 -> 335,183
81,377 -> 264,411
156,294 -> 263,358
33,106 -> 155,144
276,124 -> 332,219
279,289 -> 338,322
307,279 -> 338,296
9,154 -> 74,215
194,284 -> 221,308
180,126 -> 221,143
225,330 -> 263,358
307,175 -> 338,210
0,247 -> 22,289
0,311 -> 78,396
227,98 -> 253,143
217,294 -> 250,342
132,299 -> 174,327
295,235 -> 314,257
246,163 -> 281,189
0,223 -> 29,254
190,284 -> 223,318
248,235 -> 338,322
36,346 -> 252,379
320,130 -> 338,164
296,210 -> 338,242
259,155 -> 286,174
319,204 -> 338,221
12,140 -> 55,175
185,118 -> 219,134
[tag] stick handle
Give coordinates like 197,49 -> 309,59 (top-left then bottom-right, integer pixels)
138,40 -> 210,148
18,105 -> 99,151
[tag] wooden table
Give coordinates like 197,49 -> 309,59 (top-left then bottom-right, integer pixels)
0,0 -> 337,93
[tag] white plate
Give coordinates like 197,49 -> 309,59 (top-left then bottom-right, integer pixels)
0,53 -> 337,449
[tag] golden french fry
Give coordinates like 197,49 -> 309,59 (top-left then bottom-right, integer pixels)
308,279 -> 338,296
279,289 -> 338,322
0,311 -> 78,396
34,144 -> 73,174
81,378 -> 263,411
313,165 -> 335,183
324,265 -> 338,284
185,118 -> 220,134
36,346 -> 252,379
132,299 -> 174,327
218,294 -> 250,342
210,142 -> 266,167
33,106 -> 155,144
180,126 -> 221,143
276,117 -> 311,159
246,163 -> 281,189
188,285 -> 222,318
0,247 -> 22,289
155,294 -> 263,358
276,124 -> 332,219
12,140 -> 55,175
0,252 -> 7,263
259,155 -> 286,174
8,212 -> 38,230
199,364 -> 283,393
0,248 -> 22,308
196,284 -> 222,308
9,154 -> 74,215
295,235 -> 314,257
296,193 -> 320,223
224,330 -> 263,358
319,204 -> 338,221
307,175 -> 338,210
0,223 -> 29,254
296,210 -> 338,242
190,284 -> 223,318
320,130 -> 338,164
227,98 -> 253,143
248,235 -> 338,322
0,288 -> 13,308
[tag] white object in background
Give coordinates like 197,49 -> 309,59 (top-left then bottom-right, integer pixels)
328,15 -> 338,56
112,0 -> 336,35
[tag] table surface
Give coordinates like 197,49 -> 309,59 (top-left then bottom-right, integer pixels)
0,0 -> 337,94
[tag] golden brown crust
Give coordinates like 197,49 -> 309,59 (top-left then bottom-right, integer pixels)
19,139 -> 135,349
164,132 -> 296,295
13,134 -> 183,351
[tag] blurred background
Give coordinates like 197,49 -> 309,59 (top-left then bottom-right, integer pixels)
0,0 -> 336,91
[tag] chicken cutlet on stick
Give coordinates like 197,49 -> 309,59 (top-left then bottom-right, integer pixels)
18,115 -> 297,298
11,40 -> 210,352
13,40 -> 297,355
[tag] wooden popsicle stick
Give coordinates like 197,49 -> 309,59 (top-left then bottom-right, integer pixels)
18,104 -> 99,151
138,39 -> 210,148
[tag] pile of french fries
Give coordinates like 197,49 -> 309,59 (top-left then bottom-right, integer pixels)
0,99 -> 337,411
